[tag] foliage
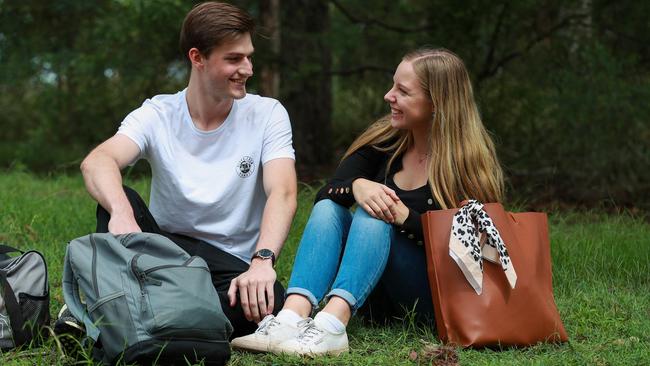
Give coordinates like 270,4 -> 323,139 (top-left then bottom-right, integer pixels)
1,0 -> 649,206
326,0 -> 650,208
0,0 -> 191,171
486,41 -> 650,207
0,172 -> 648,365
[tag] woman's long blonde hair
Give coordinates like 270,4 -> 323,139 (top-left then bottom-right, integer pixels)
342,48 -> 504,209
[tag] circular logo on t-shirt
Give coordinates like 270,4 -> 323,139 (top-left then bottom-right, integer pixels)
236,156 -> 255,178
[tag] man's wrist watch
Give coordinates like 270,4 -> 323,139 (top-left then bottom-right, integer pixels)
252,248 -> 276,265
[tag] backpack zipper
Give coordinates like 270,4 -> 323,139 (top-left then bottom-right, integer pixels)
142,256 -> 209,276
130,255 -> 208,314
120,232 -> 134,246
131,253 -> 148,313
89,234 -> 99,298
87,291 -> 125,313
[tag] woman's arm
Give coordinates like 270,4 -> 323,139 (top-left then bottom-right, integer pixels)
392,199 -> 424,242
314,145 -> 387,208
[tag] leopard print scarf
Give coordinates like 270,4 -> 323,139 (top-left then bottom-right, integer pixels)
448,200 -> 517,295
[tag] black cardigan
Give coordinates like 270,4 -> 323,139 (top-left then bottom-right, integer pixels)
315,144 -> 440,243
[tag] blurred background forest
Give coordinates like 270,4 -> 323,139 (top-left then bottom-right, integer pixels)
1,0 -> 648,209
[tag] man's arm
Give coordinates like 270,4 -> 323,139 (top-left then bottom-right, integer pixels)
80,134 -> 142,234
227,158 -> 297,323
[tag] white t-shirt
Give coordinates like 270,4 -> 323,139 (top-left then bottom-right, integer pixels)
117,89 -> 295,263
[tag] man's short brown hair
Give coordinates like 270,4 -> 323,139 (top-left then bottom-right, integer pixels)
180,2 -> 255,58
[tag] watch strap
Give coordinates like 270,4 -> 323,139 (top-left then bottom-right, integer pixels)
253,249 -> 276,265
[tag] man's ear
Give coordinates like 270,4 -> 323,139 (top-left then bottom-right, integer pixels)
188,48 -> 205,69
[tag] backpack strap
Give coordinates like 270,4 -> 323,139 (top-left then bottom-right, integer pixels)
0,272 -> 29,346
61,246 -> 101,341
0,244 -> 23,256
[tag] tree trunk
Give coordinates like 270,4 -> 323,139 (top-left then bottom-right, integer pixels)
570,0 -> 592,54
259,0 -> 280,97
279,0 -> 332,175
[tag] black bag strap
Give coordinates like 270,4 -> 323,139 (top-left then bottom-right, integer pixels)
0,272 -> 29,346
0,244 -> 23,255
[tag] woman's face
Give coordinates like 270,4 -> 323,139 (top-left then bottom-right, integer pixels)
384,60 -> 433,131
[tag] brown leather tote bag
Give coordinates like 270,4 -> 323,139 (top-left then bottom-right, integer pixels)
421,202 -> 568,347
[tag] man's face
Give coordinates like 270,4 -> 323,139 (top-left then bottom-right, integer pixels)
200,33 -> 254,100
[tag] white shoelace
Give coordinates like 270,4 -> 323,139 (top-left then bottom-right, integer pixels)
255,315 -> 280,335
296,318 -> 324,344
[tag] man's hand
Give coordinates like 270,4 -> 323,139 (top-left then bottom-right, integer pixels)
352,178 -> 401,223
107,212 -> 142,235
227,259 -> 277,323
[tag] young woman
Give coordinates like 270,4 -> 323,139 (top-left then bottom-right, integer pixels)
231,48 -> 504,356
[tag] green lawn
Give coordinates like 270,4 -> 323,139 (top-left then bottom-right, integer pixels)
0,171 -> 649,365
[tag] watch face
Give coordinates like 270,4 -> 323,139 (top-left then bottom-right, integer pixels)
256,249 -> 274,258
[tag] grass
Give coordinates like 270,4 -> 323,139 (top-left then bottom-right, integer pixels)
0,170 -> 649,365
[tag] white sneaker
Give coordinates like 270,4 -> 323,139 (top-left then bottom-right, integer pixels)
231,315 -> 301,353
274,318 -> 349,356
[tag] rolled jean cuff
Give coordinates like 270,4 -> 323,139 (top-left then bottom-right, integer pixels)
286,287 -> 320,310
326,289 -> 359,312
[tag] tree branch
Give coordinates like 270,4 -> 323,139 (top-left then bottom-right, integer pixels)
481,2 -> 510,84
601,25 -> 650,47
477,13 -> 589,84
329,0 -> 434,33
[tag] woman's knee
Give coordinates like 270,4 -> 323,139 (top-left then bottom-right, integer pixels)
309,199 -> 352,225
352,207 -> 393,233
344,209 -> 393,257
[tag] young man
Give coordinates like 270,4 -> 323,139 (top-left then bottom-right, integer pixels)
72,2 -> 297,338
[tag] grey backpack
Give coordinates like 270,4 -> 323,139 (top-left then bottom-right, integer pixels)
0,244 -> 50,350
62,232 -> 232,365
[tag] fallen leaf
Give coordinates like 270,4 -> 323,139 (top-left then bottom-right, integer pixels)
417,341 -> 459,366
409,350 -> 418,361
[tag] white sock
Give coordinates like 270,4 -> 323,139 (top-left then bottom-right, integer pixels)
314,311 -> 346,334
275,309 -> 304,326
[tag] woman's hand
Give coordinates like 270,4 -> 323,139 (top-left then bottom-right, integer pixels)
391,198 -> 410,226
352,178 -> 400,223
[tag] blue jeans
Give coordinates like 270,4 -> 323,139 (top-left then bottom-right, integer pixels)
287,199 -> 392,312
360,230 -> 435,325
